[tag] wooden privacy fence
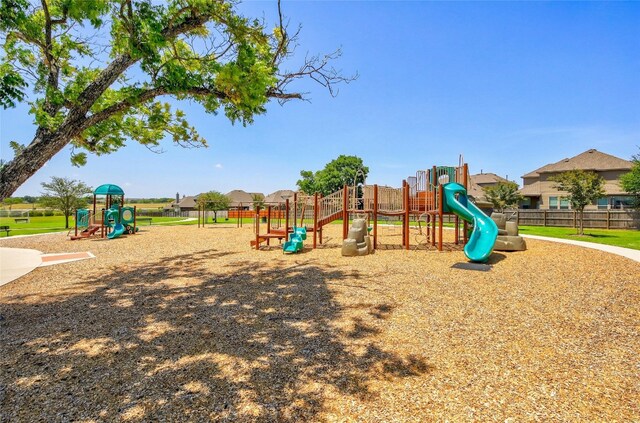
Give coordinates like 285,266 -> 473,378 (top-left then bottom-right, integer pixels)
228,209 -> 286,219
513,209 -> 639,229
137,210 -> 193,218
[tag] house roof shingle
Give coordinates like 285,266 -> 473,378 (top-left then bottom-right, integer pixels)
467,182 -> 485,201
225,190 -> 256,207
522,149 -> 632,178
519,181 -> 541,197
264,190 -> 296,204
469,173 -> 510,185
165,195 -> 197,209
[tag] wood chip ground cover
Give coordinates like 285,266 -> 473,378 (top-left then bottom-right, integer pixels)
0,225 -> 638,421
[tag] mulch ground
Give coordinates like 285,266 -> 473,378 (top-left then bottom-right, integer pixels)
0,224 -> 638,422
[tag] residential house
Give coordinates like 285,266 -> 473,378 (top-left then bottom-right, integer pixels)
263,190 -> 296,204
519,149 -> 633,210
467,172 -> 512,208
165,193 -> 198,212
226,190 -> 262,210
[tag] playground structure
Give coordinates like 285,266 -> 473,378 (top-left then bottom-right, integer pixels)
251,193 -> 329,250
250,158 -> 498,262
71,184 -> 138,240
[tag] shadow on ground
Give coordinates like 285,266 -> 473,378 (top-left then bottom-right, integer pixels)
1,248 -> 429,421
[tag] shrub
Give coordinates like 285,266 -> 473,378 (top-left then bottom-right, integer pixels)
43,210 -> 54,217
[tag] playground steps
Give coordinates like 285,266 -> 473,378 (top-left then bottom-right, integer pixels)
70,225 -> 101,240
318,211 -> 343,227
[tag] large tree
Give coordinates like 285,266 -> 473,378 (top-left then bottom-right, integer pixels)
197,190 -> 230,223
620,148 -> 640,209
482,181 -> 523,212
39,176 -> 92,228
0,0 -> 352,200
550,170 -> 605,235
297,155 -> 369,196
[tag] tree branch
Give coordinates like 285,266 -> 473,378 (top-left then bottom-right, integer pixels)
271,49 -> 357,103
271,0 -> 287,66
80,87 -> 169,130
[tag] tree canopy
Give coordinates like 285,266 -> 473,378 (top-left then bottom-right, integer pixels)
297,155 -> 369,196
0,0 -> 353,200
550,170 -> 605,235
39,176 -> 92,228
620,148 -> 640,209
482,181 -> 523,212
197,190 -> 230,222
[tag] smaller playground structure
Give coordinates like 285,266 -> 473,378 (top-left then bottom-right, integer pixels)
246,158 -> 498,262
71,184 -> 138,240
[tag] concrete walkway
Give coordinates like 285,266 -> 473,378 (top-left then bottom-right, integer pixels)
0,247 -> 43,287
0,247 -> 95,287
521,234 -> 640,263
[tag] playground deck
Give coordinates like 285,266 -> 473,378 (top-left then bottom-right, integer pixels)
0,225 -> 638,421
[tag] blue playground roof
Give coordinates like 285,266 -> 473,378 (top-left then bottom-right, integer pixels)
94,184 -> 125,196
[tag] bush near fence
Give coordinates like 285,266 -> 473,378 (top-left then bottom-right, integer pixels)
511,209 -> 639,230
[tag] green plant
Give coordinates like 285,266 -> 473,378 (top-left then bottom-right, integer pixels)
298,155 -> 369,196
198,191 -> 231,223
482,182 -> 523,212
0,0 -> 353,200
550,170 -> 605,235
252,194 -> 265,211
39,177 -> 92,228
620,148 -> 640,209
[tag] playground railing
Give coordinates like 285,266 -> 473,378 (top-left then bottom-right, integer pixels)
319,188 -> 344,222
376,186 -> 404,213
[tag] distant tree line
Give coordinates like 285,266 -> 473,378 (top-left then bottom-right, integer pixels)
1,196 -> 173,207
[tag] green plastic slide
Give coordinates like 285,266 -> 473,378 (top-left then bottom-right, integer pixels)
442,182 -> 498,263
283,227 -> 305,253
107,223 -> 126,239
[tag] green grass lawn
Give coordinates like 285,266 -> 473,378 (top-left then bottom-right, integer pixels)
0,215 -> 193,237
3,215 -> 637,250
518,226 -> 640,250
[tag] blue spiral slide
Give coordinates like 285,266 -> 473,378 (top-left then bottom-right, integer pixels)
442,183 -> 498,263
105,208 -> 125,239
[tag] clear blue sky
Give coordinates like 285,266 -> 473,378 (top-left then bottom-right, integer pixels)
1,1 -> 638,198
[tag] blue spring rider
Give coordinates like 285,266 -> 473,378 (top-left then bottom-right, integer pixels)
283,227 -> 307,253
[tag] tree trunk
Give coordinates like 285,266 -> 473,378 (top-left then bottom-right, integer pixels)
65,212 -> 69,229
0,55 -> 134,201
579,209 -> 584,235
213,211 -> 217,223
0,131 -> 72,201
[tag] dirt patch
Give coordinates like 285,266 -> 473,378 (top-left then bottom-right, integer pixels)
1,225 -> 638,421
